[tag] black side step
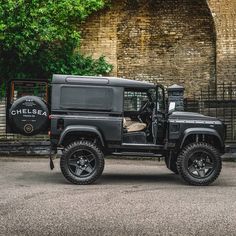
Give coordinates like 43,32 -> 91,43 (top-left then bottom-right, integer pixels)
120,143 -> 164,150
111,152 -> 163,157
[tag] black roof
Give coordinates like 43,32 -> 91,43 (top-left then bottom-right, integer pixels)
52,74 -> 155,89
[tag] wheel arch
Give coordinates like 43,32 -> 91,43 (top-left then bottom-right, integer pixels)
180,128 -> 224,153
58,125 -> 105,147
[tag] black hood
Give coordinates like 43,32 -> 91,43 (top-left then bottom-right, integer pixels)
170,111 -> 220,122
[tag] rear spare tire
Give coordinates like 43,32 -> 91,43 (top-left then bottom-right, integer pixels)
9,96 -> 49,136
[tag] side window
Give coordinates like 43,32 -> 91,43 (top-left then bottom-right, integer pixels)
124,90 -> 149,111
60,85 -> 113,111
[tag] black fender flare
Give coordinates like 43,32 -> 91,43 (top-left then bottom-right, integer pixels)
180,128 -> 224,149
58,125 -> 104,146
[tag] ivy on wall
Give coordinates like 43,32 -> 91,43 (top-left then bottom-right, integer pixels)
0,0 -> 112,80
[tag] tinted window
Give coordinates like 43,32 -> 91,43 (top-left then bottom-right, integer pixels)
60,86 -> 113,111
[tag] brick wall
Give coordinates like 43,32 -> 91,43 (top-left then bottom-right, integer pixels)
207,0 -> 236,84
80,0 -> 235,97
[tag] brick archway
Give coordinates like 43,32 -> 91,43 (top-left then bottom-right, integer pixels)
207,0 -> 236,85
116,0 -> 216,96
80,0 -> 217,96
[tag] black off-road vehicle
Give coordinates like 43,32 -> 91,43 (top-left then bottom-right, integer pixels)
7,75 -> 226,185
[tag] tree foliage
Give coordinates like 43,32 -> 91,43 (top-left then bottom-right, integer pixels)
0,0 -> 112,79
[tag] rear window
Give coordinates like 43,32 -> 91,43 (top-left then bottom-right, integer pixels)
60,86 -> 113,111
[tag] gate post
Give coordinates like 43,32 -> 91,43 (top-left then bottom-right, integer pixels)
167,84 -> 184,111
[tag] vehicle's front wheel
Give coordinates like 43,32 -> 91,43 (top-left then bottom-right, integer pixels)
177,142 -> 222,186
60,141 -> 105,185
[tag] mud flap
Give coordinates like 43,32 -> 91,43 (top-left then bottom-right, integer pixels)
49,147 -> 54,170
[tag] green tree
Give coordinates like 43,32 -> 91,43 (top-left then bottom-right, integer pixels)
0,0 -> 112,80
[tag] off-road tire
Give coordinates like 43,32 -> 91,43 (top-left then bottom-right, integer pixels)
177,142 -> 222,186
60,141 -> 104,185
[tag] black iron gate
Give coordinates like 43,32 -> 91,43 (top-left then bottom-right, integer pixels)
185,83 -> 236,142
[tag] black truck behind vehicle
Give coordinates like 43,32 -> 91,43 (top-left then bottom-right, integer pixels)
6,74 -> 226,186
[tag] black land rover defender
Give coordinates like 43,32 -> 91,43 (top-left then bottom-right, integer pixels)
6,75 -> 226,186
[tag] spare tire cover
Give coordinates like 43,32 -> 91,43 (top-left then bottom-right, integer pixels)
9,96 -> 49,136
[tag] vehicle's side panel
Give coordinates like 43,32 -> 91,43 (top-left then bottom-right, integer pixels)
50,83 -> 124,145
51,114 -> 123,144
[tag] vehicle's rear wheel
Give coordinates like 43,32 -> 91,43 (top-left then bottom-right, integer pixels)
60,141 -> 104,185
177,142 -> 222,186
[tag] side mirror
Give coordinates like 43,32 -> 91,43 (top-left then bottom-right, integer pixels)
168,102 -> 176,113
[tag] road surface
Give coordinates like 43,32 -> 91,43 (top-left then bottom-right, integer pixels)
0,158 -> 236,236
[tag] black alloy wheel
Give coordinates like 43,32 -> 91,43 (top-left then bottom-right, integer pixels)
187,150 -> 214,179
68,149 -> 97,178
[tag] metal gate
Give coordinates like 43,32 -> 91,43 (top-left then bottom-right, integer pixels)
185,83 -> 236,142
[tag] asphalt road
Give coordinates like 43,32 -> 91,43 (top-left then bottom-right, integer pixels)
0,157 -> 236,236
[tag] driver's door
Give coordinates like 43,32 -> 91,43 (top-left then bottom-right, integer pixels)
152,85 -> 166,144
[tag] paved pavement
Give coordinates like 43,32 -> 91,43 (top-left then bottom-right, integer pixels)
0,157 -> 236,236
